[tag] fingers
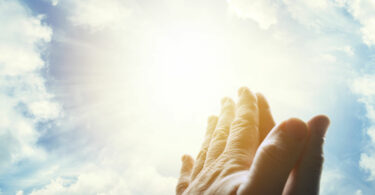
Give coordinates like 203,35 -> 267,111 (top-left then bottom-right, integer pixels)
191,116 -> 218,180
283,115 -> 330,195
205,97 -> 235,167
257,93 -> 276,144
176,154 -> 194,195
238,118 -> 308,195
225,87 -> 259,164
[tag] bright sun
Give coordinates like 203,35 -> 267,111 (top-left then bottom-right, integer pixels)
145,26 -> 233,111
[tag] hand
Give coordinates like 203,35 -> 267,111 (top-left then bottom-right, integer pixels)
176,87 -> 330,195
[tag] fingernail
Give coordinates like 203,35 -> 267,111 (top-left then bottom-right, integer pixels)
280,118 -> 308,141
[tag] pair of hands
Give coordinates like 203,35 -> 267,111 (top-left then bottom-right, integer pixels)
176,87 -> 329,195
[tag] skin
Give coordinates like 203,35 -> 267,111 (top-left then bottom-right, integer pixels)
176,87 -> 330,195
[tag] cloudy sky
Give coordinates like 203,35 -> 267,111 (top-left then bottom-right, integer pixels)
1,0 -> 375,194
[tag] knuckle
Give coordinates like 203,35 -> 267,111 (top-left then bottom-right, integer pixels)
196,149 -> 207,161
207,143 -> 226,160
232,110 -> 258,126
231,119 -> 258,135
212,128 -> 228,141
238,95 -> 257,108
202,136 -> 212,146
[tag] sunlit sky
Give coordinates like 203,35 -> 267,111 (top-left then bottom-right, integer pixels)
1,0 -> 375,194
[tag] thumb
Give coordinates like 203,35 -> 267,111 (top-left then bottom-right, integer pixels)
176,154 -> 194,195
238,118 -> 308,195
283,115 -> 330,195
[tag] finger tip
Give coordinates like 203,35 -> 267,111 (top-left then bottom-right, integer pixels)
238,86 -> 248,96
255,92 -> 264,99
281,118 -> 308,141
181,154 -> 187,162
308,114 -> 330,136
181,154 -> 193,163
309,115 -> 330,126
220,97 -> 234,107
256,92 -> 270,109
238,87 -> 257,105
238,86 -> 255,96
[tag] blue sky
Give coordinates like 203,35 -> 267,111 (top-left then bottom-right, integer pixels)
1,0 -> 375,194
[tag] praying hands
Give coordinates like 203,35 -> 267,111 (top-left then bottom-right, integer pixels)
176,87 -> 329,195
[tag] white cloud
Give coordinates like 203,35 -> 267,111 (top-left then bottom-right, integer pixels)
227,0 -> 279,29
283,0 -> 331,26
352,75 -> 375,97
351,75 -> 375,180
0,10 -> 51,75
30,172 -> 131,195
42,0 -> 59,6
360,152 -> 375,180
16,190 -> 24,195
66,0 -> 132,32
227,0 -> 350,32
50,0 -> 58,6
320,168 -> 364,195
320,168 -> 344,194
339,0 -> 375,46
0,0 -> 60,182
339,46 -> 355,57
30,162 -> 176,195
29,100 -> 61,120
227,0 -> 375,47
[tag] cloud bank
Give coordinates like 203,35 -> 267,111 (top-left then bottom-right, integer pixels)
0,0 -> 61,192
352,75 -> 375,180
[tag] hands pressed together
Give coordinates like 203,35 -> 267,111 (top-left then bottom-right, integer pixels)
176,87 -> 330,195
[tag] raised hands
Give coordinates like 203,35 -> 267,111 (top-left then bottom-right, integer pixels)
176,87 -> 329,195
